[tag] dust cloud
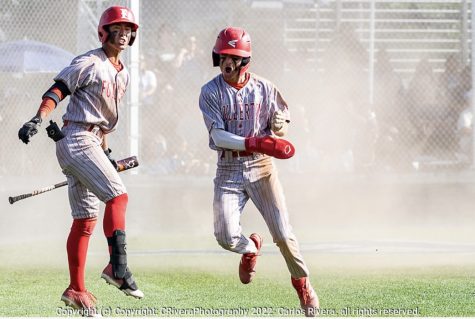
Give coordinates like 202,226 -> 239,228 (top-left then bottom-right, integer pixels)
1,170 -> 475,269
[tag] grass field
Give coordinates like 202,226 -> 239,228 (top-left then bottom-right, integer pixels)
0,252 -> 474,317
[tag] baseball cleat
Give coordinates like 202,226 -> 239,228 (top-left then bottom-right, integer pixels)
101,263 -> 144,299
291,277 -> 320,317
61,287 -> 100,317
239,233 -> 263,284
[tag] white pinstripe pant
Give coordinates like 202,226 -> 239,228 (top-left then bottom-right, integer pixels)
213,152 -> 309,278
56,123 -> 127,219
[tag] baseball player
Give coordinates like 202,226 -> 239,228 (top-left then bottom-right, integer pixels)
17,6 -> 143,313
198,27 -> 319,317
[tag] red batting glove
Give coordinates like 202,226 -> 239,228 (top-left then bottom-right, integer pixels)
245,136 -> 295,159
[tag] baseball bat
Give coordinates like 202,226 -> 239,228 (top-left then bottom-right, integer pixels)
8,156 -> 139,205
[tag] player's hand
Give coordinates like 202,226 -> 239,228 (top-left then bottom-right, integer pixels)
18,116 -> 42,144
245,135 -> 295,159
271,110 -> 286,132
104,148 -> 118,170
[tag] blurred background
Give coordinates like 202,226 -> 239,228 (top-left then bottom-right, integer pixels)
0,0 -> 474,267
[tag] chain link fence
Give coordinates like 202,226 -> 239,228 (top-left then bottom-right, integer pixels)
0,0 -> 473,178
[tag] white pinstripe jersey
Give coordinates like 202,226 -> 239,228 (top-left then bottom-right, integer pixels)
54,48 -> 129,133
199,73 -> 290,151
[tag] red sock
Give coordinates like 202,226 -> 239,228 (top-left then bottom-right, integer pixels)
103,193 -> 128,254
66,217 -> 97,292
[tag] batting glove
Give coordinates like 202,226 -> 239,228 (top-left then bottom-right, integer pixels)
18,116 -> 42,144
271,110 -> 287,132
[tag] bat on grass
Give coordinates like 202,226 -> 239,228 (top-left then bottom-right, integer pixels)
8,156 -> 139,205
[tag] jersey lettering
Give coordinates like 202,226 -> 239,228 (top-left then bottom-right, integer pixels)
101,80 -> 127,101
221,102 -> 260,121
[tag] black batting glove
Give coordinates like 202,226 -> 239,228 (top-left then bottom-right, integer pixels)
104,148 -> 118,170
18,116 -> 42,144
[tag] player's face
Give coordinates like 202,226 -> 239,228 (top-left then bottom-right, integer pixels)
219,54 -> 243,82
106,23 -> 133,51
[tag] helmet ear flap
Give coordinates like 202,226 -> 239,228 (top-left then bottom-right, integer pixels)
241,57 -> 250,67
102,25 -> 110,43
98,26 -> 106,43
212,52 -> 220,67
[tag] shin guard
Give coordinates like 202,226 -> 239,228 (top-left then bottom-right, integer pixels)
107,230 -> 138,291
107,230 -> 128,278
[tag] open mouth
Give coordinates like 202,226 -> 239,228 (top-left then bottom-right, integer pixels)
225,67 -> 232,73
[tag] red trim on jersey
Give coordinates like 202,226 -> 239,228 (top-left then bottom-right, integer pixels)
109,60 -> 123,72
224,73 -> 250,90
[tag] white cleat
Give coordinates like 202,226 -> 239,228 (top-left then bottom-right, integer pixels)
101,264 -> 144,299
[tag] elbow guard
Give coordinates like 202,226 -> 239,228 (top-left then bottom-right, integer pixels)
41,81 -> 71,106
42,91 -> 60,106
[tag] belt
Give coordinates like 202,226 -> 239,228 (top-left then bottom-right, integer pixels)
231,151 -> 253,157
219,150 -> 253,158
63,120 -> 100,133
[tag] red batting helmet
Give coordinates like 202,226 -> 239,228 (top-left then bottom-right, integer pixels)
98,6 -> 139,46
212,27 -> 251,72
